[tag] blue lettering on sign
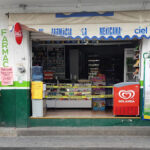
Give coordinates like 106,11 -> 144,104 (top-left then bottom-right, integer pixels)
39,28 -> 44,32
134,27 -> 147,34
99,27 -> 121,36
81,28 -> 87,36
51,28 -> 72,36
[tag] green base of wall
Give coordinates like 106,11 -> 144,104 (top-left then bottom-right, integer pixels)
0,87 -> 149,127
0,89 -> 30,127
29,118 -> 150,127
0,90 -> 16,127
29,88 -> 150,127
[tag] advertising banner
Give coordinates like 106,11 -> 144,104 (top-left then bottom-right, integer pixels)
1,67 -> 13,85
9,11 -> 150,40
16,23 -> 150,40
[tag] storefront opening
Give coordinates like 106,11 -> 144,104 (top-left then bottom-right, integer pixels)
31,39 -> 140,118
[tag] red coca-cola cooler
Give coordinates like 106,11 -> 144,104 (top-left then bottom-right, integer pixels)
113,82 -> 140,116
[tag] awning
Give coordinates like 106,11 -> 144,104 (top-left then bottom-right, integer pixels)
9,11 -> 150,40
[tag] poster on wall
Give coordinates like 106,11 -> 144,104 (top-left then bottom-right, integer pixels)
144,59 -> 150,119
1,67 -> 13,85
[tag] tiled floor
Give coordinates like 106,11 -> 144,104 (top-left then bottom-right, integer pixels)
44,109 -> 113,118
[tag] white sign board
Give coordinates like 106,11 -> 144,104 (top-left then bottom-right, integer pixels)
144,59 -> 150,119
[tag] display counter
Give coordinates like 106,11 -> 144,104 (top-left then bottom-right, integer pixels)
44,83 -> 113,108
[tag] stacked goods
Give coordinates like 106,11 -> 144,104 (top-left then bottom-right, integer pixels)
45,83 -> 91,100
32,66 -> 45,117
88,54 -> 100,79
133,47 -> 140,80
92,73 -> 106,111
32,66 -> 43,81
44,71 -> 53,80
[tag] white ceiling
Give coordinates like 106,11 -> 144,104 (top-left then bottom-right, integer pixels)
0,0 -> 150,13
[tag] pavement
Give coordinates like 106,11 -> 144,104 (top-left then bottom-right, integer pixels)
0,127 -> 150,149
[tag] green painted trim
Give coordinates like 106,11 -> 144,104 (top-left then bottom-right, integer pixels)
29,118 -> 150,127
140,88 -> 143,117
140,80 -> 144,86
144,108 -> 150,111
0,81 -> 30,88
144,112 -> 150,116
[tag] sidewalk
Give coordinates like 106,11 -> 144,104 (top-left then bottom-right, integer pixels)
0,135 -> 149,150
0,126 -> 150,137
0,127 -> 150,149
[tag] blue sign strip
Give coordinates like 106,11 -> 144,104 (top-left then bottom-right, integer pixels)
56,12 -> 114,18
50,35 -> 150,40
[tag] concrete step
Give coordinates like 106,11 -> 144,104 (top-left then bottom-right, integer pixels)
1,127 -> 150,137
17,127 -> 150,136
0,135 -> 149,150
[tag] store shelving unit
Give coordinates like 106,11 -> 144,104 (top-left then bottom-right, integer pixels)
88,54 -> 100,79
45,83 -> 92,108
47,46 -> 65,79
32,45 -> 65,80
124,48 -> 136,82
44,83 -> 113,108
124,48 -> 140,82
133,48 -> 140,80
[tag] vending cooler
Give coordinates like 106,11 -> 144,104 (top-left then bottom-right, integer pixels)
113,82 -> 140,116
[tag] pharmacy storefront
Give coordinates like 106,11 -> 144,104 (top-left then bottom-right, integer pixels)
0,11 -> 150,127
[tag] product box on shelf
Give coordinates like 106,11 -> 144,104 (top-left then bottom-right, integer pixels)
44,71 -> 53,80
93,98 -> 105,111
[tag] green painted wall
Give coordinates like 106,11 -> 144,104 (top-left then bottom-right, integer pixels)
0,89 -> 30,127
0,90 -> 16,127
29,88 -> 150,127
0,91 -> 2,124
29,118 -> 150,127
0,87 -> 149,127
16,90 -> 31,127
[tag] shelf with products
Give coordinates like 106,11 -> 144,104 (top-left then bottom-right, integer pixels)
133,47 -> 140,80
32,45 -> 65,80
88,54 -> 100,80
47,46 -> 65,79
44,83 -> 113,108
124,48 -> 136,82
124,47 -> 140,82
45,83 -> 113,100
45,83 -> 92,100
45,83 -> 92,108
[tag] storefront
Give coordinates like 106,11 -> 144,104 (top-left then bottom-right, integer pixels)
0,11 -> 150,127
30,39 -> 140,118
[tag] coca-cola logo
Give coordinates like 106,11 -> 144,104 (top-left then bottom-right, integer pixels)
14,22 -> 23,45
119,90 -> 135,99
15,31 -> 22,37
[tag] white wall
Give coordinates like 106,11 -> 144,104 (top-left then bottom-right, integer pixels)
0,12 -> 31,85
0,13 -> 10,67
9,30 -> 31,83
140,38 -> 150,83
1,0 -> 150,13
